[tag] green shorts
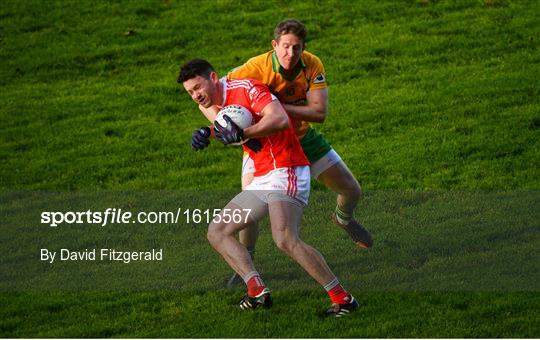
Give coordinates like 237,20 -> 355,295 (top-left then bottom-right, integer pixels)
300,127 -> 333,163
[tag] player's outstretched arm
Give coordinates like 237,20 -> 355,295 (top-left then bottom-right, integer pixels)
243,100 -> 290,139
282,88 -> 328,123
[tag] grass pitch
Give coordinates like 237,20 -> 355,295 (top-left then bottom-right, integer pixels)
2,291 -> 538,338
1,0 -> 539,337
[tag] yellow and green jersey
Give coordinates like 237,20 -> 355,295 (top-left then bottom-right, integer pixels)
227,50 -> 327,140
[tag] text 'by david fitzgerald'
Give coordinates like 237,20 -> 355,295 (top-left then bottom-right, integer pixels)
40,248 -> 163,264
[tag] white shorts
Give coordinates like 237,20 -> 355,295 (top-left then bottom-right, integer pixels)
232,166 -> 311,222
242,149 -> 342,180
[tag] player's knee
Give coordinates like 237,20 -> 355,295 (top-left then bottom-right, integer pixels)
207,222 -> 224,247
348,181 -> 362,201
338,172 -> 362,201
275,240 -> 291,255
206,228 -> 217,247
273,234 -> 299,256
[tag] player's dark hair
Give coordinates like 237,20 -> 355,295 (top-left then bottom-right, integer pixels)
274,19 -> 307,44
177,58 -> 215,83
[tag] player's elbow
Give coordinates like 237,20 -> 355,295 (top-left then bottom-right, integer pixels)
310,104 -> 328,123
275,114 -> 290,131
315,112 -> 326,123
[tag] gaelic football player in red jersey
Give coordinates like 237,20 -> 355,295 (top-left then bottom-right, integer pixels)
178,58 -> 358,316
199,19 -> 373,292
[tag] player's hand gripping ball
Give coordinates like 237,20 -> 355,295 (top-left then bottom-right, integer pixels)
214,105 -> 262,152
214,115 -> 244,145
215,104 -> 255,132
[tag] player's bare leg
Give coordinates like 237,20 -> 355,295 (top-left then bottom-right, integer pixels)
268,199 -> 335,285
209,196 -> 272,309
228,221 -> 258,287
268,198 -> 358,316
239,168 -> 258,253
207,201 -> 256,278
317,161 -> 373,248
227,172 -> 259,288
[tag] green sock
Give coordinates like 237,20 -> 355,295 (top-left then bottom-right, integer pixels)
335,206 -> 353,225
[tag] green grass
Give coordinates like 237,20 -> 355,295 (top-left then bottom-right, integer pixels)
2,291 -> 538,338
1,0 -> 539,190
1,190 -> 538,337
1,0 -> 539,337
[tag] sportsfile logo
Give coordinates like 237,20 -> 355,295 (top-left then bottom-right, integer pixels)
40,208 -> 177,227
40,208 -> 252,227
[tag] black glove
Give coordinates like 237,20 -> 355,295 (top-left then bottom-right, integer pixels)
214,115 -> 262,153
214,115 -> 244,145
191,126 -> 211,151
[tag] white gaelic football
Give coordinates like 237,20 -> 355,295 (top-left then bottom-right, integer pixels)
215,105 -> 254,145
215,105 -> 254,130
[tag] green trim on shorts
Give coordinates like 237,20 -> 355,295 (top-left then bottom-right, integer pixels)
300,127 -> 332,163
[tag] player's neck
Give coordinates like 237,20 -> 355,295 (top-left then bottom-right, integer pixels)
280,66 -> 297,77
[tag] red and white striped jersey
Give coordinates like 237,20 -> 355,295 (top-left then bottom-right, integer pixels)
219,78 -> 309,177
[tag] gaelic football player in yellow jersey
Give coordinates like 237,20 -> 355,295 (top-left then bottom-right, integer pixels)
196,19 -> 373,287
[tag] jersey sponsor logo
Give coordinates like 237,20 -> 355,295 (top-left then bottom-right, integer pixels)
248,86 -> 274,106
313,73 -> 326,84
248,86 -> 260,101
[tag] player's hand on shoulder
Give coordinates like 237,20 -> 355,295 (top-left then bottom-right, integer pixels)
191,126 -> 211,151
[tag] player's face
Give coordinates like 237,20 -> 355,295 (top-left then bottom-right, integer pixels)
272,33 -> 304,71
183,73 -> 220,108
